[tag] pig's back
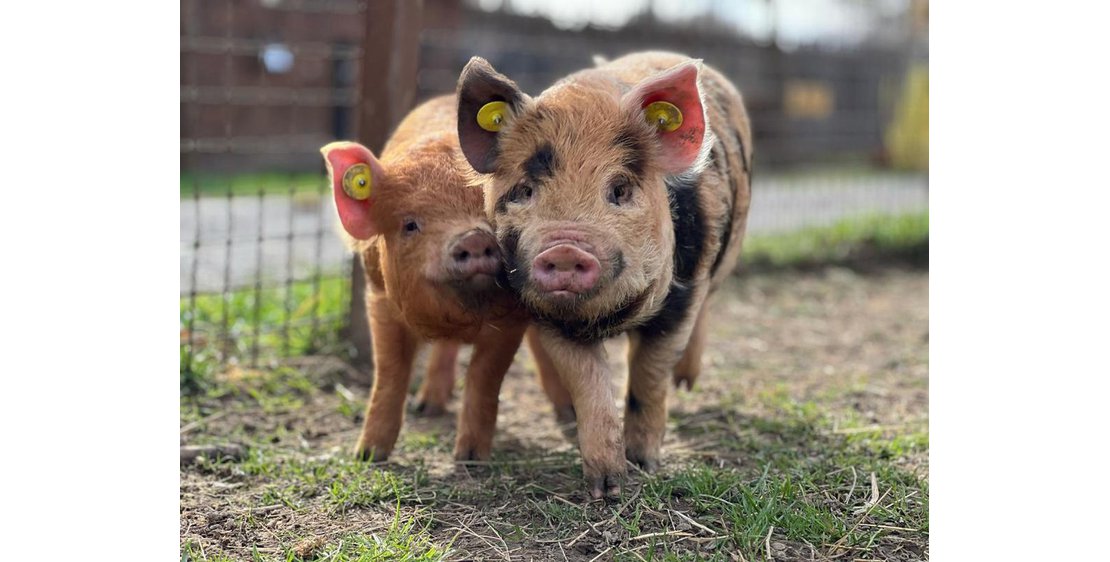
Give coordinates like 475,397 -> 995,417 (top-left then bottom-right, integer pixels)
381,95 -> 459,163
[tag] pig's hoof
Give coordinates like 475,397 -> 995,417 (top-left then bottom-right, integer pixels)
412,400 -> 447,417
626,450 -> 660,473
672,371 -> 697,390
587,471 -> 623,500
354,446 -> 390,463
554,404 -> 576,425
453,443 -> 491,463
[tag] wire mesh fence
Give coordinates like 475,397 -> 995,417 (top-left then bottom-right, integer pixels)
180,0 -> 928,372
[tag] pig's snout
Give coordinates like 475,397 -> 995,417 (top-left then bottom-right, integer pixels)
531,245 -> 601,295
449,229 -> 501,280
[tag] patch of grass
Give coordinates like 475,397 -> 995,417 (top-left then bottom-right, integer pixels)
326,470 -> 409,514
181,543 -> 239,562
180,277 -> 348,385
181,172 -> 325,199
655,387 -> 929,556
742,212 -> 928,271
182,365 -> 320,415
181,509 -> 450,562
199,446 -> 423,513
308,511 -> 451,561
400,431 -> 448,453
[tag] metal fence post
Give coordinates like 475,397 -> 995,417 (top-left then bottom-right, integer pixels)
346,0 -> 424,369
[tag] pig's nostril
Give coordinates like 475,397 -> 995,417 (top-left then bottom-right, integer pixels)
457,250 -> 470,261
484,247 -> 493,257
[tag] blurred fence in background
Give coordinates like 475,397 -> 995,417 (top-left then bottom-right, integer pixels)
180,0 -> 928,372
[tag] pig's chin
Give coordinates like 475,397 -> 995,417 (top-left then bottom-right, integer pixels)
522,282 -> 653,343
523,284 -> 623,323
441,274 -> 501,312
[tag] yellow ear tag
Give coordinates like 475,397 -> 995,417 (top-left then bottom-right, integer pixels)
644,101 -> 683,132
477,101 -> 509,132
341,163 -> 372,200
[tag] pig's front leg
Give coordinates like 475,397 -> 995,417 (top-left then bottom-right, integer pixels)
537,328 -> 625,499
453,322 -> 526,461
625,288 -> 711,471
355,294 -> 420,462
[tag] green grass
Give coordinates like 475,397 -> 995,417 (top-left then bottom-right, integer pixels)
180,276 -> 349,391
181,172 -> 326,198
181,509 -> 450,562
743,212 -> 928,271
182,364 -> 926,560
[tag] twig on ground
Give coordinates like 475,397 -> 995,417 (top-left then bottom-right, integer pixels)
803,539 -> 817,561
669,509 -> 718,536
765,525 -> 775,562
334,383 -> 357,403
587,546 -> 613,562
485,521 -> 512,559
858,523 -> 918,532
453,517 -> 509,561
241,504 -> 282,515
853,472 -> 879,515
566,528 -> 591,549
630,531 -> 694,541
526,483 -> 580,509
180,411 -> 228,434
829,487 -> 893,554
846,466 -> 858,504
828,422 -> 919,435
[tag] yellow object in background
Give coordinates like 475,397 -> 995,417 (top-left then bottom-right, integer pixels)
885,64 -> 929,171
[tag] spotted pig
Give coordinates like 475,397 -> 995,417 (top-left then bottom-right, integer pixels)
456,52 -> 752,497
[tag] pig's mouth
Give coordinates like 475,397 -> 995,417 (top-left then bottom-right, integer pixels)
527,281 -> 653,343
441,259 -> 504,312
520,248 -> 632,322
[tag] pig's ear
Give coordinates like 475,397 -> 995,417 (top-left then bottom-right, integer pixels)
457,57 -> 528,174
320,141 -> 385,240
621,60 -> 713,176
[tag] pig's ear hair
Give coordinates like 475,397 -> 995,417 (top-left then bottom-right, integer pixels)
621,59 -> 715,176
456,56 -> 529,174
321,141 -> 385,240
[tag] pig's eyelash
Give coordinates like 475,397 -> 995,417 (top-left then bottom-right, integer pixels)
505,182 -> 534,204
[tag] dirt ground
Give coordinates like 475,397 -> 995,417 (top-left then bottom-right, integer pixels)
181,266 -> 928,561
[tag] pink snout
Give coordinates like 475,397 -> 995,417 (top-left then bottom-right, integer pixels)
531,244 -> 601,294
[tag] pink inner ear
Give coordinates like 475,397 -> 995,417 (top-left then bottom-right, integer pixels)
321,142 -> 383,240
624,62 -> 708,175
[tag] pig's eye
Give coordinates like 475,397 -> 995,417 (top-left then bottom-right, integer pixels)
507,183 -> 534,205
402,219 -> 421,235
608,179 -> 633,206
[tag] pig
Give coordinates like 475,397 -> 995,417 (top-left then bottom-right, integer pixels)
321,95 -> 528,463
456,52 -> 752,498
